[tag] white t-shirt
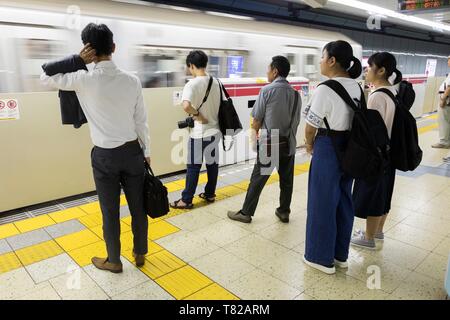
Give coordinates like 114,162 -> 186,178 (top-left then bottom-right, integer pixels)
368,86 -> 397,138
304,77 -> 362,130
181,75 -> 221,139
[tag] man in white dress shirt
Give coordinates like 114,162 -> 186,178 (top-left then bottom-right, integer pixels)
41,23 -> 150,273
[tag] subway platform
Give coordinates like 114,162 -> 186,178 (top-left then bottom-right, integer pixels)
0,114 -> 448,300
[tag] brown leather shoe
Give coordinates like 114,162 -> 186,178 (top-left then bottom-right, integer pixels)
133,251 -> 145,267
91,257 -> 123,273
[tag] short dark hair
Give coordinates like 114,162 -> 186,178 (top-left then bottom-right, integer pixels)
81,23 -> 114,57
186,50 -> 208,69
270,56 -> 290,78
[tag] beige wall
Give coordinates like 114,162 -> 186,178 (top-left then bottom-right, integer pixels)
0,88 -> 187,212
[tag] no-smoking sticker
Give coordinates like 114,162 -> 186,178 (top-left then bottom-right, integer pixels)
0,99 -> 20,120
7,100 -> 17,109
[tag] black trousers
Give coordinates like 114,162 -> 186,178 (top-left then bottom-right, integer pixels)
242,142 -> 295,216
91,140 -> 148,264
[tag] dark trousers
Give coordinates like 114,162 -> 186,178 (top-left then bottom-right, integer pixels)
241,142 -> 295,216
182,133 -> 220,204
91,140 -> 148,264
305,136 -> 354,266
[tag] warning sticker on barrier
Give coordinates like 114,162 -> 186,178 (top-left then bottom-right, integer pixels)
0,99 -> 20,120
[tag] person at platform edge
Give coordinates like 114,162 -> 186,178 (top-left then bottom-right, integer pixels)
41,23 -> 150,273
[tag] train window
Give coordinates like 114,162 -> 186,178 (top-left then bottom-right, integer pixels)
287,53 -> 297,76
0,38 -> 66,93
134,45 -> 249,88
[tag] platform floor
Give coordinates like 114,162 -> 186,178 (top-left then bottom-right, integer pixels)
0,114 -> 449,300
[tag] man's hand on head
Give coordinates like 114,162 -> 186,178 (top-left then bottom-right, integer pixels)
80,43 -> 96,65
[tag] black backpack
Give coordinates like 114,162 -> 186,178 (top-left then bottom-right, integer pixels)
375,88 -> 422,172
217,79 -> 243,151
397,80 -> 416,111
143,162 -> 170,219
320,80 -> 390,182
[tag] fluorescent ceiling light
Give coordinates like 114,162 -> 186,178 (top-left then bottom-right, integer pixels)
328,0 -> 450,32
205,11 -> 255,20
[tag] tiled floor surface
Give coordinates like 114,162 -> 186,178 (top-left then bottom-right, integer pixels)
0,114 -> 449,300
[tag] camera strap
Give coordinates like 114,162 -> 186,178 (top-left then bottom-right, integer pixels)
196,76 -> 214,113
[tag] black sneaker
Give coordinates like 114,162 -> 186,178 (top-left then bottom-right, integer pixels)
275,209 -> 290,223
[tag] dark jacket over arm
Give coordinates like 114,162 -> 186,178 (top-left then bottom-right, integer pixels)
42,55 -> 88,129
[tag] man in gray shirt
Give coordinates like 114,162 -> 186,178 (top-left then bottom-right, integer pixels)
228,56 -> 301,223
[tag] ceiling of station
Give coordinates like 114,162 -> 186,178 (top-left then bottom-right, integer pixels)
135,0 -> 450,44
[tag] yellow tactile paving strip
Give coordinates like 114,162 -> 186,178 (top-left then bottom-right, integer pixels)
0,223 -> 20,240
15,240 -> 63,266
49,207 -> 87,223
0,252 -> 22,274
155,265 -> 214,300
14,215 -> 56,233
55,229 -> 102,252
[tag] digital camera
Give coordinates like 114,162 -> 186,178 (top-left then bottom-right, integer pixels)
177,116 -> 195,129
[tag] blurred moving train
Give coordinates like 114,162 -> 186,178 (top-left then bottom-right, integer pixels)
0,0 -> 360,92
0,0 -> 442,212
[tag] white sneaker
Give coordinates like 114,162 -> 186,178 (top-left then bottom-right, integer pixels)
302,256 -> 336,275
334,259 -> 348,269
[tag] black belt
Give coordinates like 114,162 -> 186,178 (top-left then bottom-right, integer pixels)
123,139 -> 139,147
94,139 -> 139,151
317,129 -> 349,137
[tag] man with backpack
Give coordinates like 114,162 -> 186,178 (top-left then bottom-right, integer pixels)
433,55 -> 450,150
228,56 -> 301,224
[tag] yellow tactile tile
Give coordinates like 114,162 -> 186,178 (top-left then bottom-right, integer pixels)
67,241 -> 107,267
78,212 -> 103,228
184,283 -> 240,300
172,179 -> 186,187
295,163 -> 311,172
156,265 -> 213,300
267,174 -> 280,184
0,223 -> 20,239
120,195 -> 127,206
14,215 -> 56,233
234,180 -> 250,191
55,229 -> 101,252
78,202 -> 101,215
130,250 -> 186,279
216,185 -> 244,197
148,221 -> 180,240
197,173 -> 211,185
15,240 -> 63,266
418,123 -> 438,134
120,232 -> 165,254
48,207 -> 87,223
0,252 -> 22,274
90,221 -> 131,240
121,216 -> 162,227
164,182 -> 184,193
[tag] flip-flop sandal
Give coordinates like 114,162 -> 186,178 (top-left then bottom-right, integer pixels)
199,193 -> 216,203
170,199 -> 194,209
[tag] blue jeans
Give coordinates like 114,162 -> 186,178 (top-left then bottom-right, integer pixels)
305,135 -> 354,266
181,134 -> 220,204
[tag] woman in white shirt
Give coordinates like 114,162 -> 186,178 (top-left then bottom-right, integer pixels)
303,40 -> 363,275
351,52 -> 402,250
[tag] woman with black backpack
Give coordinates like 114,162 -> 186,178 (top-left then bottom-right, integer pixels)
303,40 -> 363,275
351,52 -> 402,250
